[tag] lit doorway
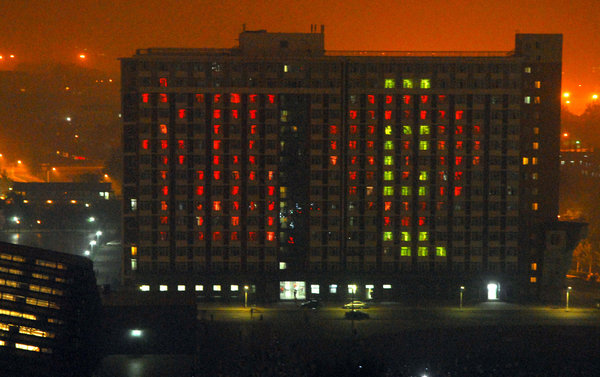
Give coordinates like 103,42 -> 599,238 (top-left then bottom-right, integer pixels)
487,283 -> 498,300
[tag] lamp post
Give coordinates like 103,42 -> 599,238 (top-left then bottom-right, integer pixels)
89,240 -> 96,254
244,285 -> 249,308
96,230 -> 102,245
566,286 -> 572,312
460,286 -> 465,310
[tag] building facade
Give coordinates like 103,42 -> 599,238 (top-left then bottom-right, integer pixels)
121,30 -> 563,302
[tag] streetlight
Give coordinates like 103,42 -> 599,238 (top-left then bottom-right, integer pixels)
244,285 -> 249,308
96,230 -> 102,244
566,286 -> 572,311
84,250 -> 90,256
89,240 -> 96,254
459,286 -> 465,310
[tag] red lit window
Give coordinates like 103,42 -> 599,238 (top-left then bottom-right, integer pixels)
230,93 -> 240,103
330,141 -> 337,150
474,141 -> 481,150
178,140 -> 185,149
349,186 -> 357,195
403,95 -> 411,104
438,125 -> 446,134
350,156 -> 358,165
232,201 -> 240,210
455,156 -> 463,165
349,125 -> 358,134
231,109 -> 239,119
160,124 -> 168,134
368,95 -> 375,104
231,186 -> 240,195
456,141 -> 464,149
383,217 -> 391,226
403,110 -> 411,119
440,187 -> 446,196
367,202 -> 375,210
197,170 -> 204,180
268,186 -> 275,195
455,110 -> 464,120
212,171 -> 222,180
419,202 -> 427,210
268,171 -> 274,180
161,201 -> 168,211
401,217 -> 410,226
267,217 -> 274,226
160,216 -> 168,224
367,156 -> 375,165
196,203 -> 203,211
213,109 -> 221,119
250,125 -> 257,134
214,94 -> 221,103
401,202 -> 409,210
141,93 -> 149,103
268,201 -> 275,211
455,172 -> 463,180
249,110 -> 257,119
440,156 -> 446,165
213,140 -> 221,150
141,140 -> 149,149
231,232 -> 239,241
419,217 -> 426,226
473,125 -> 481,134
162,186 -> 169,196
160,93 -> 168,103
420,110 -> 427,120
366,141 -> 374,149
421,95 -> 428,104
402,171 -> 410,180
437,141 -> 446,150
159,171 -> 168,180
159,78 -> 167,87
195,94 -> 204,103
178,155 -> 185,165
266,232 -> 275,241
368,110 -> 375,120
473,156 -> 480,165
248,140 -> 255,149
249,155 -> 256,164
249,201 -> 257,211
454,187 -> 462,196
403,156 -> 410,166
349,110 -> 358,119
348,141 -> 357,149
197,232 -> 204,240
438,95 -> 446,103
438,110 -> 446,119
213,232 -> 222,241
248,232 -> 257,241
455,125 -> 463,134
178,109 -> 186,119
385,95 -> 393,104
196,186 -> 204,196
249,94 -> 257,103
385,110 -> 392,120
161,155 -> 168,165
330,156 -> 338,165
160,140 -> 168,149
402,141 -> 410,150
267,94 -> 275,104
232,217 -> 239,226
249,171 -> 256,180
329,125 -> 338,134
232,155 -> 240,164
438,171 -> 446,181
232,171 -> 240,180
213,155 -> 220,165
213,201 -> 221,211
349,171 -> 357,180
384,202 -> 392,211
367,125 -> 375,134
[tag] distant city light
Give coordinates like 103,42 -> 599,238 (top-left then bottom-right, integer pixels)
563,133 -> 569,137
130,329 -> 143,337
66,117 -> 71,122
87,216 -> 95,222
563,92 -> 570,98
566,100 -> 571,104
593,94 -> 598,100
79,54 -> 86,59
84,250 -> 90,256
9,55 -> 14,58
0,56 -> 3,60
17,160 -> 22,164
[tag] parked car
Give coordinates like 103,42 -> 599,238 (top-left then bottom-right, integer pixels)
343,300 -> 369,309
344,310 -> 369,320
300,299 -> 321,309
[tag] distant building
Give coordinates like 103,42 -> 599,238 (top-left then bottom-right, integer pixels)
120,29 -> 571,302
0,242 -> 101,377
10,182 -> 113,204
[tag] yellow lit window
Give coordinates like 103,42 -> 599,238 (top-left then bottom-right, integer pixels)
532,202 -> 539,210
533,142 -> 539,150
384,141 -> 394,150
15,343 -> 40,352
403,79 -> 413,89
384,156 -> 394,165
383,186 -> 394,196
522,157 -> 529,165
420,125 -> 430,135
419,171 -> 427,181
384,171 -> 394,180
418,247 -> 428,256
385,79 -> 396,88
530,276 -> 537,283
524,96 -> 531,104
419,141 -> 428,151
531,263 -> 537,271
419,232 -> 428,241
532,157 -> 538,165
401,186 -> 411,196
420,79 -> 431,89
383,232 -> 393,241
436,246 -> 446,256
418,187 -> 427,196
401,247 -> 411,256
385,125 -> 393,135
534,96 -> 541,104
401,232 -> 411,241
535,81 -> 541,88
403,125 -> 412,134
131,246 -> 137,257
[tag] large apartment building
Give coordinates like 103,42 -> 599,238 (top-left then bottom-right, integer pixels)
121,29 -> 567,302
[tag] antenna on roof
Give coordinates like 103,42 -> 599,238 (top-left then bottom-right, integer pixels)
321,24 -> 325,34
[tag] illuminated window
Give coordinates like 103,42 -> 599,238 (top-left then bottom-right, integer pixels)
383,232 -> 393,241
330,141 -> 337,150
159,93 -> 168,103
159,285 -> 168,291
532,157 -> 538,165
402,125 -> 412,135
249,110 -> 257,119
384,125 -> 392,135
385,110 -> 392,120
437,141 -> 445,150
178,285 -> 186,292
420,110 -> 427,120
213,171 -> 221,180
349,125 -> 358,134
420,79 -> 431,89
213,285 -> 221,292
384,171 -> 394,180
329,125 -> 338,135
418,187 -> 427,196
266,232 -> 275,241
420,125 -> 430,135
162,186 -> 169,196
367,125 -> 375,134
384,156 -> 394,165
436,246 -> 447,256
141,93 -> 149,103
195,94 -> 204,103
401,232 -> 411,241
384,79 -> 395,88
383,186 -> 394,196
196,216 -> 204,226
419,171 -> 427,181
533,142 -> 539,150
418,247 -> 428,257
401,186 -> 411,196
455,156 -> 463,165
532,203 -> 539,211
401,217 -> 410,226
384,202 -> 392,211
367,94 -> 375,104
403,79 -> 413,89
455,110 -> 464,120
160,124 -> 168,134
473,156 -> 480,165
213,232 -> 222,241
401,247 -> 411,256
384,141 -> 394,150
159,78 -> 167,87
524,96 -> 531,104
213,201 -> 221,211
522,157 -> 529,165
525,66 -> 532,73
419,141 -> 428,151
141,139 -> 149,149
438,110 -> 446,119
348,141 -> 357,149
534,96 -> 541,104
403,95 -> 411,104
385,95 -> 393,104
349,110 -> 357,119
530,277 -> 537,283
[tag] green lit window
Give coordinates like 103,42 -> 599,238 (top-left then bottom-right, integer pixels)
384,141 -> 394,150
436,246 -> 446,256
402,125 -> 412,135
418,246 -> 428,256
419,125 -> 430,135
419,231 -> 428,241
385,125 -> 393,135
418,187 -> 426,196
383,232 -> 393,241
419,141 -> 428,151
401,246 -> 411,256
383,186 -> 394,196
420,79 -> 431,89
401,232 -> 411,242
384,156 -> 394,165
384,171 -> 394,181
403,79 -> 413,89
385,79 -> 396,89
401,186 -> 411,196
419,171 -> 428,181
